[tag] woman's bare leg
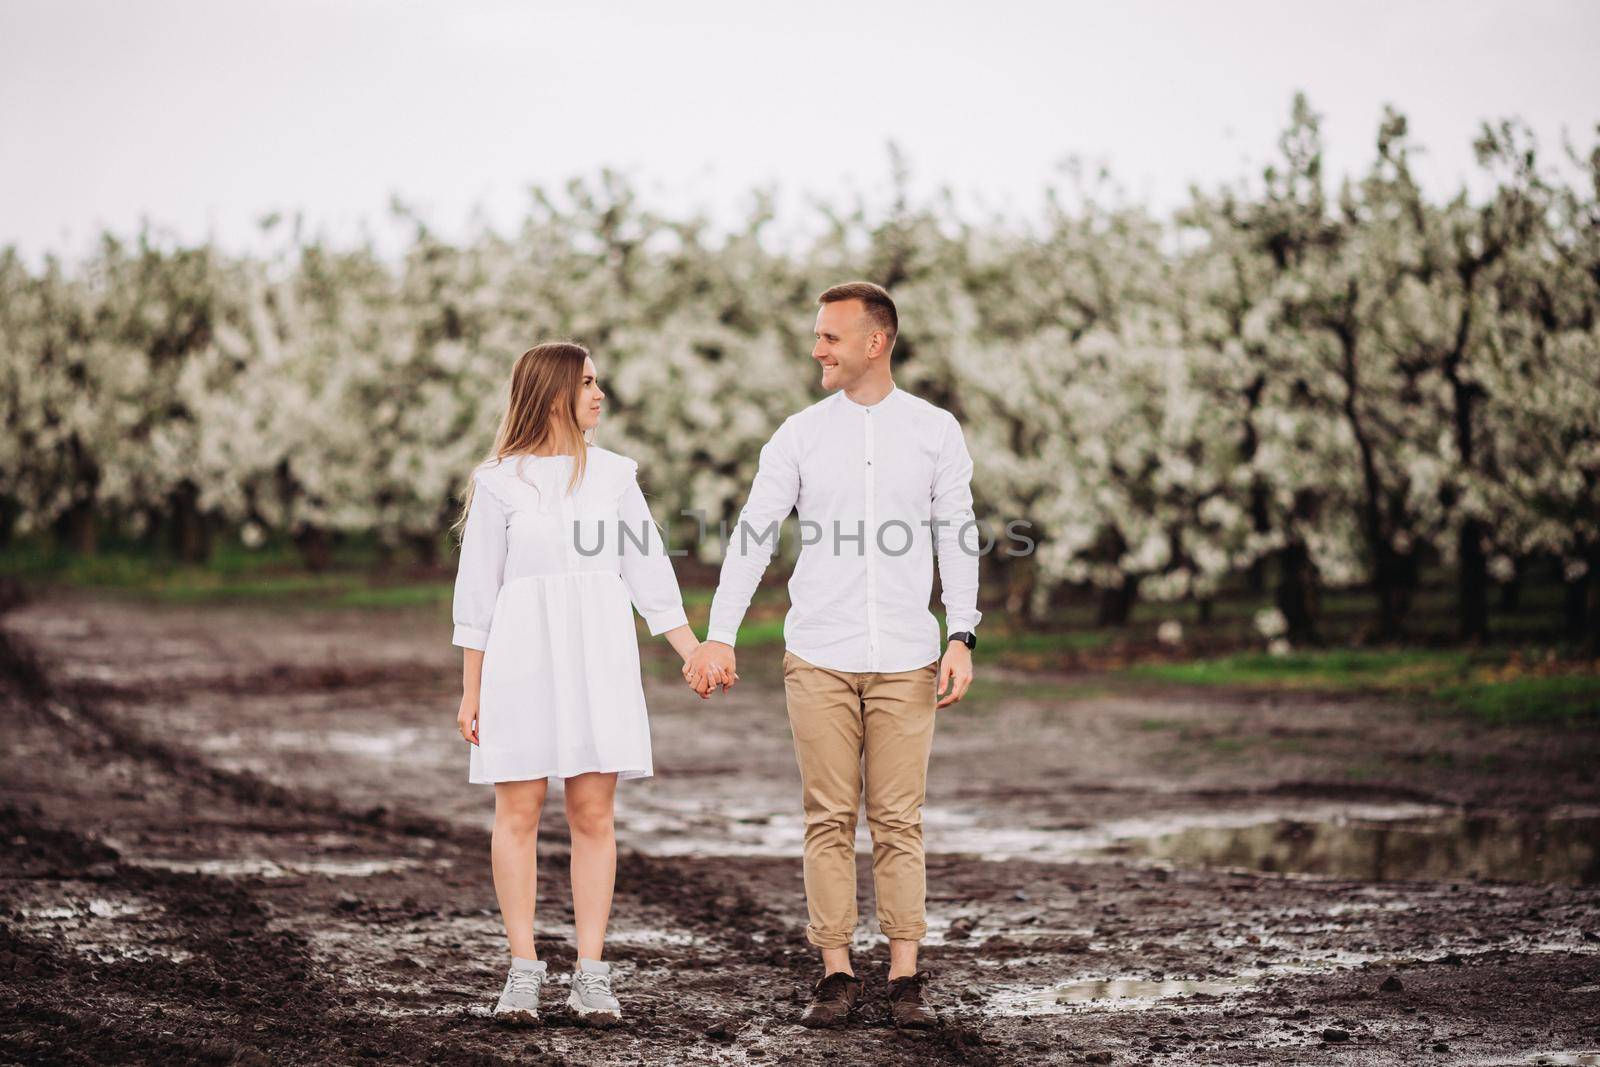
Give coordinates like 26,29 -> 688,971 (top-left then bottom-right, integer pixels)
564,771 -> 619,961
492,778 -> 548,959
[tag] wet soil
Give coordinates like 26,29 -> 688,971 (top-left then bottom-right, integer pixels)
2,587 -> 1598,1064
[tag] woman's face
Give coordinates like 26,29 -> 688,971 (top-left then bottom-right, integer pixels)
575,356 -> 605,431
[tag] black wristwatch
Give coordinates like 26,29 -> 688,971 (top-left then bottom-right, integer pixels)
948,631 -> 977,651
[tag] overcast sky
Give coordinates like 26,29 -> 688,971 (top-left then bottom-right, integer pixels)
2,0 -> 1597,259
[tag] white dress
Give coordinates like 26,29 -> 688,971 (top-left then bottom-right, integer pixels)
451,446 -> 688,784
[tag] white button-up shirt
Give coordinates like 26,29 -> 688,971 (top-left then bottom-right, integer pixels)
706,384 -> 982,673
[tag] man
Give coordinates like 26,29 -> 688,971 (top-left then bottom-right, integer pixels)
684,281 -> 981,1030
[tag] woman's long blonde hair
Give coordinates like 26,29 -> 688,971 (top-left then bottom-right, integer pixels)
453,341 -> 593,539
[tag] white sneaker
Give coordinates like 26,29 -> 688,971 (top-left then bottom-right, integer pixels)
493,957 -> 546,1026
567,958 -> 622,1026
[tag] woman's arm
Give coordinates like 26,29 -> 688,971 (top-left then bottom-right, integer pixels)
452,473 -> 509,652
616,466 -> 732,695
452,472 -> 508,743
458,648 -> 484,744
615,466 -> 691,637
659,623 -> 699,665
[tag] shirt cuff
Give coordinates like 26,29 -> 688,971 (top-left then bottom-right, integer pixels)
452,624 -> 490,651
945,613 -> 982,637
705,627 -> 738,648
643,605 -> 690,637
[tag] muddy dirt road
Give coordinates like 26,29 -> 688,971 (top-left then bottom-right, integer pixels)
2,588 -> 1597,1064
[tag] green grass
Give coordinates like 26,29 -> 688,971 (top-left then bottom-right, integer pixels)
982,629 -> 1115,655
1433,674 -> 1600,724
724,618 -> 787,647
76,568 -> 367,604
1138,717 -> 1179,731
332,583 -> 453,609
678,586 -> 715,608
1130,648 -> 1600,723
98,572 -> 453,609
1131,649 -> 1473,689
1,542 -> 459,609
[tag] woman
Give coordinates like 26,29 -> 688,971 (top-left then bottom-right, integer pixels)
451,341 -> 731,1027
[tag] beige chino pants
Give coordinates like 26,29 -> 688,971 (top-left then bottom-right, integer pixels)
781,650 -> 939,948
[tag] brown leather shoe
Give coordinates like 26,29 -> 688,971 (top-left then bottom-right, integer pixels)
887,970 -> 938,1030
799,971 -> 864,1028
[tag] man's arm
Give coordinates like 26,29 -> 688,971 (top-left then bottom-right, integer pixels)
704,418 -> 802,647
684,420 -> 800,694
931,414 -> 983,637
932,415 -> 982,707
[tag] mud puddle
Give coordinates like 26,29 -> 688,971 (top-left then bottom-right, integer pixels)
125,855 -> 430,879
992,976 -> 1254,1016
1097,810 -> 1600,884
621,795 -> 1456,863
621,790 -> 1600,905
10,883 -> 196,965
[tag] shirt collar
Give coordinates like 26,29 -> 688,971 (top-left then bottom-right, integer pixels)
836,382 -> 899,411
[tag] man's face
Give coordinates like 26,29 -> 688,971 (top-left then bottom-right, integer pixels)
812,299 -> 882,391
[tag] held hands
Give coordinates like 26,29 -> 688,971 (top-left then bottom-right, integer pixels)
936,642 -> 974,708
683,640 -> 738,699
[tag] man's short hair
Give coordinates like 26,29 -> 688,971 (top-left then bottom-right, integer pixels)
818,281 -> 898,352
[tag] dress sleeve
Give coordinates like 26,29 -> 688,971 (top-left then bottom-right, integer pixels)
451,471 -> 508,650
616,461 -> 690,637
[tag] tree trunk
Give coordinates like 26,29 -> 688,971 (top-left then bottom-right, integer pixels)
58,439 -> 101,556
1373,549 -> 1407,642
1240,372 -> 1270,598
408,532 -> 439,568
1336,314 -> 1404,642
1275,541 -> 1319,646
55,500 -> 97,556
1497,558 -> 1521,613
0,497 -> 18,549
1246,558 -> 1267,595
1561,543 -> 1600,651
1090,526 -> 1135,626
1564,567 -> 1589,644
168,482 -> 212,564
134,506 -> 162,553
375,539 -> 400,569
1245,478 -> 1271,595
1002,558 -> 1036,620
1096,576 -> 1138,627
295,526 -> 333,572
1456,519 -> 1489,643
1396,540 -> 1420,619
1590,581 -> 1600,656
1586,544 -> 1600,654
